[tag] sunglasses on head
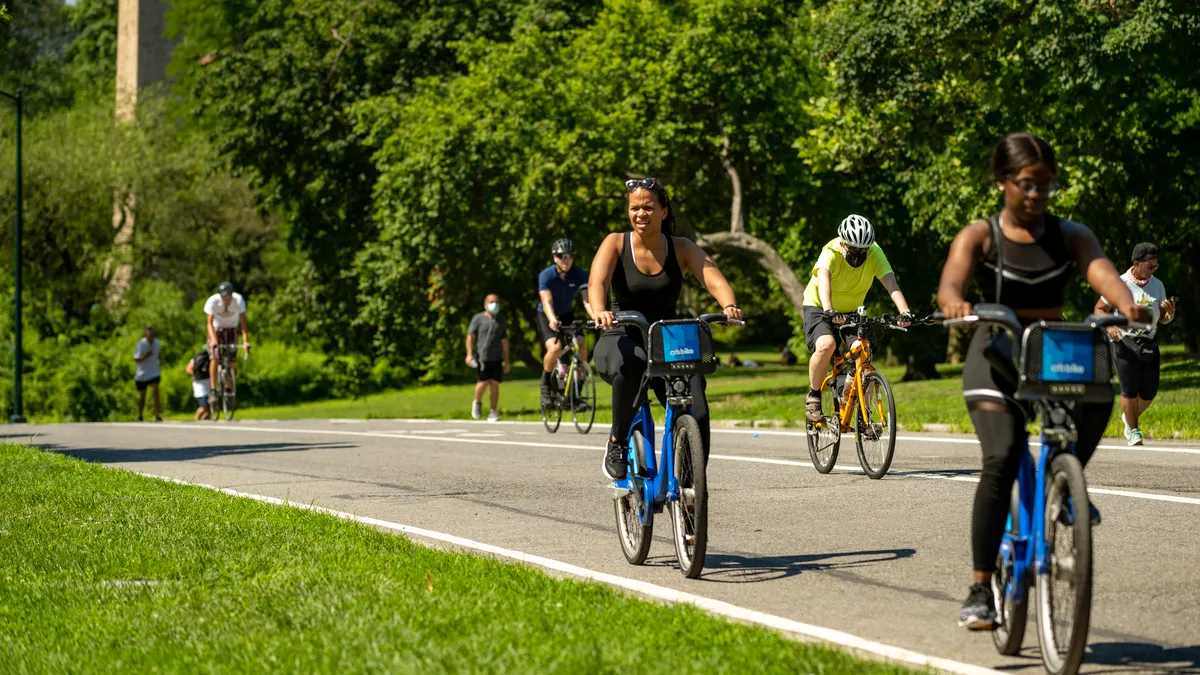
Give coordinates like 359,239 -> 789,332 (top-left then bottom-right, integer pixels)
625,177 -> 659,192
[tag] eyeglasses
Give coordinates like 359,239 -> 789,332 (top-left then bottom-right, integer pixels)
1138,260 -> 1159,272
625,177 -> 659,192
1006,177 -> 1059,198
555,253 -> 574,260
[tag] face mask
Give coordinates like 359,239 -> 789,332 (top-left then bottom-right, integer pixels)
486,302 -> 500,314
844,247 -> 869,268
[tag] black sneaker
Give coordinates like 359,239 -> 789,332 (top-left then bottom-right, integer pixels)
603,441 -> 628,480
958,583 -> 996,630
540,384 -> 554,407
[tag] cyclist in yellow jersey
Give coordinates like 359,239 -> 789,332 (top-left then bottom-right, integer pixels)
802,215 -> 913,423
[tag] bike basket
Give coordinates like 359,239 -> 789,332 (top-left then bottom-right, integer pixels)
647,319 -> 717,376
1016,322 -> 1115,402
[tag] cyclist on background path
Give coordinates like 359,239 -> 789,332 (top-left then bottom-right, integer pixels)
133,326 -> 162,422
1095,242 -> 1178,446
802,214 -> 913,423
937,132 -> 1149,631
185,349 -> 212,420
537,238 -> 594,406
204,281 -> 251,389
466,293 -> 510,422
588,177 -> 744,480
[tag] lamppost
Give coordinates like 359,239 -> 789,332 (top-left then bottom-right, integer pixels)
1,88 -> 24,423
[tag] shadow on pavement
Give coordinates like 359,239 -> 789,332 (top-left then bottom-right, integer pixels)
700,548 -> 916,583
40,441 -> 355,464
1084,641 -> 1200,674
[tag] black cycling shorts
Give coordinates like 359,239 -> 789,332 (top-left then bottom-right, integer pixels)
536,311 -> 576,345
801,306 -> 855,353
1113,339 -> 1160,400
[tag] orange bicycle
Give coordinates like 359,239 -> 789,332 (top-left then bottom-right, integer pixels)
806,309 -> 907,478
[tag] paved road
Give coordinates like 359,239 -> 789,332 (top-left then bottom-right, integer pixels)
17,420 -> 1200,674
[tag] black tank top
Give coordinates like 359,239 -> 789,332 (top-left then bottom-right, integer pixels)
974,214 -> 1073,310
611,232 -> 684,326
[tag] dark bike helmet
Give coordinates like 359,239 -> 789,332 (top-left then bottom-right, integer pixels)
551,238 -> 575,256
217,281 -> 234,295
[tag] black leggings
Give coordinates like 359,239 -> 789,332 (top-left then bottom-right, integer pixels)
594,328 -> 710,453
963,328 -> 1111,571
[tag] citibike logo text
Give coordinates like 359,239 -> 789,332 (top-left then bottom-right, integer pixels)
669,346 -> 696,358
1049,362 -> 1085,376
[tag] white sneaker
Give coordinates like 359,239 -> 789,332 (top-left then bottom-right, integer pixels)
471,401 -> 482,420
487,410 -> 500,422
1121,412 -> 1131,440
1128,428 -> 1144,446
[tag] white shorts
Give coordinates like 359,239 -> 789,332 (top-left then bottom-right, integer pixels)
193,379 -> 212,399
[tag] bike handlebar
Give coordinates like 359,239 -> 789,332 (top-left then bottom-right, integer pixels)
586,311 -> 745,331
932,304 -> 1150,335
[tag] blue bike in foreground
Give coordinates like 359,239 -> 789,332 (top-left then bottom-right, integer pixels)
590,311 -> 742,579
942,304 -> 1146,675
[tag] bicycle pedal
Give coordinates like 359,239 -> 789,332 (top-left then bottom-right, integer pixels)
608,486 -> 632,500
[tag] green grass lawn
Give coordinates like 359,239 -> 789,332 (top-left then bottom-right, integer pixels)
0,445 -> 914,674
225,346 -> 1200,441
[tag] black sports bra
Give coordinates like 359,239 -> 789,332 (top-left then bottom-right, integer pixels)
611,232 -> 683,326
974,214 -> 1073,310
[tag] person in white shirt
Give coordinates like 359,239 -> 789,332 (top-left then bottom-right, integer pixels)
204,281 -> 251,390
1095,242 -> 1178,446
133,326 -> 162,422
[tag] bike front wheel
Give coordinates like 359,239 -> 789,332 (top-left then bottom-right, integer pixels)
1036,453 -> 1093,675
807,377 -> 841,473
614,429 -> 652,565
221,368 -> 237,421
571,360 -> 596,434
993,484 -> 1028,655
541,376 -> 562,433
669,414 -> 707,579
855,369 -> 896,479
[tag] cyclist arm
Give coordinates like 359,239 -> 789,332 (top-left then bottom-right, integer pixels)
674,237 -> 743,320
580,285 -> 594,321
879,273 -> 911,315
239,313 -> 250,349
1063,221 -> 1143,321
588,233 -> 622,328
817,268 -> 834,311
206,314 -> 217,347
937,220 -> 988,319
539,289 -> 559,330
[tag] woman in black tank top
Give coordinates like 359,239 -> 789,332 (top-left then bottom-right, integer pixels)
936,133 -> 1149,630
587,178 -> 744,481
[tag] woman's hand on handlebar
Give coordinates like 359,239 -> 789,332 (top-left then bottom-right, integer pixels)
724,305 -> 744,322
940,299 -> 973,320
594,310 -> 616,330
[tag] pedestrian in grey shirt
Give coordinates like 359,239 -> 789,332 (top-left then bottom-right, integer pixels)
133,326 -> 162,422
466,294 -> 510,421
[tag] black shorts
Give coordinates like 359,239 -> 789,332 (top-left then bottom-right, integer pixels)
1113,339 -> 1160,400
135,376 -> 161,391
801,306 -> 856,353
536,311 -> 576,345
476,360 -> 504,383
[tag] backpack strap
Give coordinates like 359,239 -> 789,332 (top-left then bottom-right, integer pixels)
987,213 -> 1004,304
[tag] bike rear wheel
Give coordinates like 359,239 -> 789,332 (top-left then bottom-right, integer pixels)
669,414 -> 707,579
1036,453 -> 1093,675
541,375 -> 562,433
807,377 -> 841,473
571,360 -> 597,434
993,484 -> 1028,655
855,370 -> 896,479
614,429 -> 652,564
221,367 -> 237,421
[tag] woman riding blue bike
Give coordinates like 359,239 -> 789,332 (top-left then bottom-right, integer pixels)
937,133 -> 1150,630
588,177 -> 744,480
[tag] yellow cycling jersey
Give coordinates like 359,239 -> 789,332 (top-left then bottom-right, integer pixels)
801,238 -> 894,312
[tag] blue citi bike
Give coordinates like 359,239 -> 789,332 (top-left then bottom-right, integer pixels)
942,304 -> 1145,675
589,311 -> 742,579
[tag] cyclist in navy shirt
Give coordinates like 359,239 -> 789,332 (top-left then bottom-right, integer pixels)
537,238 -> 594,405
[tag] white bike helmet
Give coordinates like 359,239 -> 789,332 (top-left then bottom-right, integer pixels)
838,214 -> 875,248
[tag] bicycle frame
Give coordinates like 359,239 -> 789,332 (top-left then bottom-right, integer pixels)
819,339 -> 877,431
1004,418 -> 1073,605
613,385 -> 690,527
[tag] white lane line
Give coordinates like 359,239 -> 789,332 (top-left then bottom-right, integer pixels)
137,471 -> 1003,675
156,424 -> 1200,507
710,428 -> 1200,455
404,428 -> 469,435
458,433 -> 504,438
